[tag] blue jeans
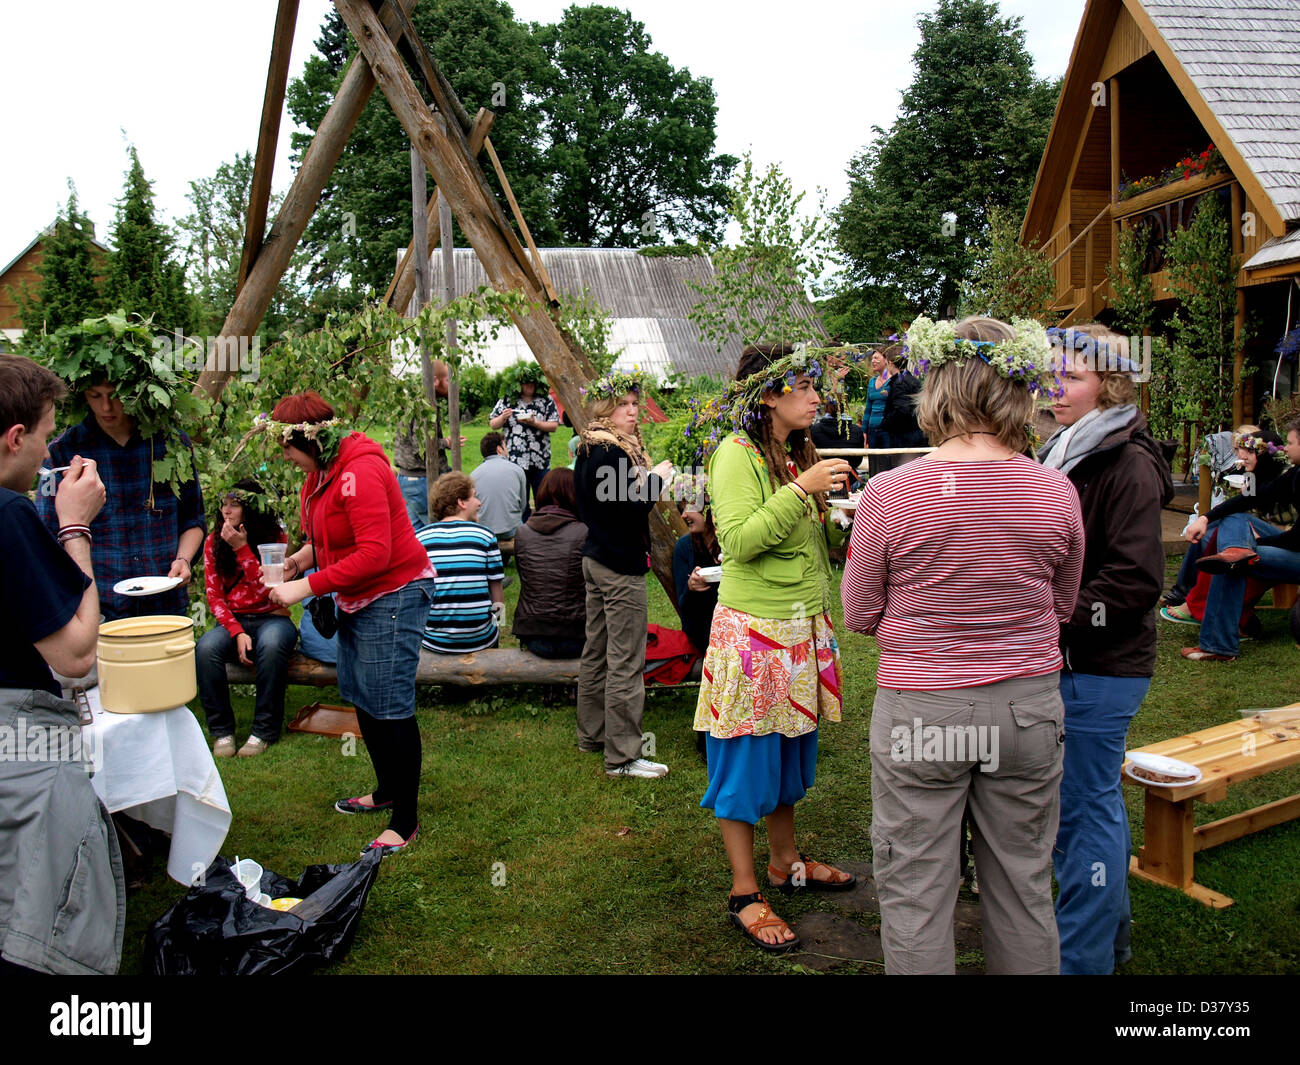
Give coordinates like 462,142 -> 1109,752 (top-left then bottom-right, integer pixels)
398,475 -> 428,529
1199,513 -> 1300,656
1054,671 -> 1149,974
196,614 -> 299,742
336,579 -> 434,720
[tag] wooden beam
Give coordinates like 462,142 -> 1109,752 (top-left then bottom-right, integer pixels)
1109,76 -> 1121,274
334,0 -> 686,608
237,0 -> 300,294
1193,794 -> 1300,853
334,0 -> 591,413
384,108 -> 494,312
375,0 -> 540,293
194,0 -> 421,401
485,136 -> 558,303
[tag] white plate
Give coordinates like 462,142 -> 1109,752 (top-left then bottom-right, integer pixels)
1124,763 -> 1203,787
1124,750 -> 1202,787
698,566 -> 722,583
829,498 -> 859,511
113,575 -> 185,597
1224,473 -> 1246,489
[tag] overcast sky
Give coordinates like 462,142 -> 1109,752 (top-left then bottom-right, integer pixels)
4,0 -> 1085,267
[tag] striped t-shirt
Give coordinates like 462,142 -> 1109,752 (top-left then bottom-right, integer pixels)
841,455 -> 1084,690
416,520 -> 505,653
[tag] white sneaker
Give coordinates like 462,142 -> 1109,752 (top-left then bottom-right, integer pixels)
607,758 -> 669,779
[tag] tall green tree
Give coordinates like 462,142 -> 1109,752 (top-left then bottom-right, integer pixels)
176,151 -> 306,339
14,184 -> 105,336
958,204 -> 1058,322
286,1 -> 557,299
834,0 -> 1059,317
103,146 -> 193,332
533,5 -> 736,246
688,154 -> 832,349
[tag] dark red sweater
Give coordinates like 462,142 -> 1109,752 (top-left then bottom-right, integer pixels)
302,432 -> 430,603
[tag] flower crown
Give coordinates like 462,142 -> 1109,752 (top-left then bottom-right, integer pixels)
682,345 -> 872,464
254,413 -> 348,466
1233,431 -> 1286,457
1045,326 -> 1143,375
904,317 -> 1062,398
580,367 -> 648,402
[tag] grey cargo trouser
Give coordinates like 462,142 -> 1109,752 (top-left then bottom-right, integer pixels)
869,673 -> 1065,975
576,557 -> 647,770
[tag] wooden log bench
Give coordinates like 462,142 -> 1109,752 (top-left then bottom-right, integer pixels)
1124,704 -> 1300,908
228,649 -> 580,688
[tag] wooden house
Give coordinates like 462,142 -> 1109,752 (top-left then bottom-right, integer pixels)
1021,0 -> 1300,420
0,224 -> 109,348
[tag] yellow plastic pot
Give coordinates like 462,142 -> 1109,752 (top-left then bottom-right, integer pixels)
97,615 -> 196,714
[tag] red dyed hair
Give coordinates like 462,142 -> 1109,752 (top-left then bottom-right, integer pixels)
271,391 -> 335,424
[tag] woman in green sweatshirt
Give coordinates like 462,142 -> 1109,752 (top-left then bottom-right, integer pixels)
694,343 -> 858,953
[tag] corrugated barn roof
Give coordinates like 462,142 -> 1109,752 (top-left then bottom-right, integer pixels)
419,247 -> 822,379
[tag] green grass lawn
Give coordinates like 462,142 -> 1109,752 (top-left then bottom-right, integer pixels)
120,498 -> 1300,973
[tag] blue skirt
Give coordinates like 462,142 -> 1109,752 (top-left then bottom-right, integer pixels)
700,731 -> 819,824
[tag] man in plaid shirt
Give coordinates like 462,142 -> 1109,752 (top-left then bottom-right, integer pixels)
36,380 -> 205,621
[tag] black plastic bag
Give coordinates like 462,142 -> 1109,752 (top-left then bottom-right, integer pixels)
144,849 -> 381,975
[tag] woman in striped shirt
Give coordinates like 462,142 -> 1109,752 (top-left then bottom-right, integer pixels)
842,316 -> 1084,975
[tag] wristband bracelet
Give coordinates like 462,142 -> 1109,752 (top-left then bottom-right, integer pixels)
173,558 -> 191,571
789,482 -> 808,501
58,527 -> 92,545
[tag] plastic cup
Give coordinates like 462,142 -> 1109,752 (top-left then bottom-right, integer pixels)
233,858 -> 263,899
258,543 -> 287,586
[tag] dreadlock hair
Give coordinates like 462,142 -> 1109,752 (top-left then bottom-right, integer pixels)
735,343 -> 826,514
212,479 -> 282,586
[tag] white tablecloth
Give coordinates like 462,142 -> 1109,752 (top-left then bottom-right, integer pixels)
81,687 -> 231,884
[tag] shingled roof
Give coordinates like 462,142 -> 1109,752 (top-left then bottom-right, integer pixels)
1143,0 -> 1300,225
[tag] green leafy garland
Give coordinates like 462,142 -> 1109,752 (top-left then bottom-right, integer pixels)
903,316 -> 1063,398
26,310 -> 208,498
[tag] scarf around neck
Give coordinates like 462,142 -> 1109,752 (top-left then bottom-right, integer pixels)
579,418 -> 651,471
1039,404 -> 1137,475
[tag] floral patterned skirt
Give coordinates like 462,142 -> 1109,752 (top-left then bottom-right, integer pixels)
692,606 -> 843,739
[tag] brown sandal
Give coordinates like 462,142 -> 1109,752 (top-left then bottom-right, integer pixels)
768,852 -> 857,893
728,891 -> 801,953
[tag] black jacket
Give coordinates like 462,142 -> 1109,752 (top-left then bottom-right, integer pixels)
513,507 -> 588,640
574,441 -> 663,576
880,370 -> 927,449
809,416 -> 865,451
1058,412 -> 1174,677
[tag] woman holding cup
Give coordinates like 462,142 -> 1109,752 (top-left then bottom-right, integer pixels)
195,479 -> 297,757
693,344 -> 857,953
262,393 -> 435,857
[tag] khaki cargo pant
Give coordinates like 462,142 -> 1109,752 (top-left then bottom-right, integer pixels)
870,673 -> 1065,975
576,557 -> 647,770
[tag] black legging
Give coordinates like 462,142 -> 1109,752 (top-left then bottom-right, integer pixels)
354,710 -> 421,840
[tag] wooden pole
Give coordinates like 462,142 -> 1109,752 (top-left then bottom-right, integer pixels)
438,172 -> 461,471
383,108 -> 494,312
334,0 -> 593,421
195,0 -> 421,401
411,145 -> 439,506
236,0 -> 300,294
332,0 -> 685,608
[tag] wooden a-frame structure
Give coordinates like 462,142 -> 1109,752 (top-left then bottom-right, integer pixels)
193,0 -> 685,600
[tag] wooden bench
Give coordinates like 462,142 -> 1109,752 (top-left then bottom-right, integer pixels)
1124,704 -> 1300,908
228,649 -> 580,688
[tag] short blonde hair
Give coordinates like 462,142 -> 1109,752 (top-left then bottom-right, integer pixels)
1069,323 -> 1137,409
916,317 -> 1033,452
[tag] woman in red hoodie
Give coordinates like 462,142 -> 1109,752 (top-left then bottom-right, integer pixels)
266,392 -> 434,857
